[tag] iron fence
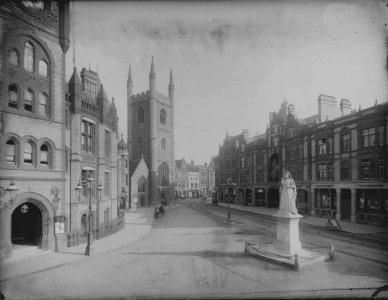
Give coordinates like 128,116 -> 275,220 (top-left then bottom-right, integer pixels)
67,211 -> 125,247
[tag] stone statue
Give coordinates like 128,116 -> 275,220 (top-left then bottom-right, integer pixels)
279,170 -> 298,215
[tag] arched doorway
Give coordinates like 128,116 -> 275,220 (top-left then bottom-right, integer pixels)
12,202 -> 42,246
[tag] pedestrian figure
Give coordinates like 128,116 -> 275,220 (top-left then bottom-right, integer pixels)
279,170 -> 298,215
133,197 -> 138,209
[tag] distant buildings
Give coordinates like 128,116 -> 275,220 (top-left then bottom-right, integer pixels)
215,96 -> 387,226
174,158 -> 215,199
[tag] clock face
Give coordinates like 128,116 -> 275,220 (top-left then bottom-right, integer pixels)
21,1 -> 45,11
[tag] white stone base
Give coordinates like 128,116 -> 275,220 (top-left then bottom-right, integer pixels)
244,211 -> 329,270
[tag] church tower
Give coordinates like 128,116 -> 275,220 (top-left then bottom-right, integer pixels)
127,58 -> 176,207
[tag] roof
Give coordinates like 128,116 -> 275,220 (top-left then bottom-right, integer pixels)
186,164 -> 199,172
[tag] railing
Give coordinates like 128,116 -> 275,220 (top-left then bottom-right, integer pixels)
67,210 -> 125,247
356,213 -> 388,227
315,208 -> 336,218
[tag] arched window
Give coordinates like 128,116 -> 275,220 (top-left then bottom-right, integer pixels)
38,93 -> 48,116
160,109 -> 166,124
137,137 -> 144,150
24,42 -> 34,72
40,144 -> 49,166
161,138 -> 166,150
8,85 -> 18,108
8,49 -> 19,66
6,139 -> 16,163
38,60 -> 48,77
24,88 -> 34,112
158,162 -> 169,186
24,142 -> 33,165
138,107 -> 144,123
138,176 -> 147,192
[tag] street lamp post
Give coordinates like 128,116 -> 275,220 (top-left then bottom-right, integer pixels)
85,173 -> 94,256
97,181 -> 104,230
225,177 -> 233,224
52,198 -> 59,252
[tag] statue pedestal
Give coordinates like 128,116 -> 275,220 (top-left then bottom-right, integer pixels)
272,212 -> 302,256
245,210 -> 330,271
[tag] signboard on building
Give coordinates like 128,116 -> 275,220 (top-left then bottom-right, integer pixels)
54,215 -> 65,234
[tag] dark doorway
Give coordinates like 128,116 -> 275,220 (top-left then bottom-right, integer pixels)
245,189 -> 252,206
268,188 -> 280,208
255,188 -> 265,206
341,189 -> 351,221
12,202 -> 42,246
140,196 -> 146,207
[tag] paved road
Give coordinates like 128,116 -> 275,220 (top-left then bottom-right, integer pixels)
2,199 -> 388,299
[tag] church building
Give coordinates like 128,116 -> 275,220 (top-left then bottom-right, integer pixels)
127,58 -> 175,207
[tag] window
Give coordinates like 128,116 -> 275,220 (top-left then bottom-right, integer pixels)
328,163 -> 334,181
160,109 -> 166,124
105,130 -> 110,157
341,160 -> 351,180
137,137 -> 144,150
125,159 -> 128,168
378,126 -> 384,146
256,170 -> 263,183
317,139 -> 327,155
327,138 -> 333,154
8,85 -> 18,108
362,128 -> 375,148
24,42 -> 34,72
125,175 -> 129,186
361,159 -> 375,180
137,107 -> 144,123
40,144 -> 49,166
161,138 -> 166,150
24,142 -> 33,165
24,88 -> 34,112
297,144 -> 303,158
8,49 -> 19,66
159,163 -> 169,186
341,133 -> 351,153
317,164 -> 327,181
104,172 -> 110,196
38,93 -> 48,116
6,140 -> 16,163
378,160 -> 384,180
39,60 -> 48,77
81,120 -> 95,153
297,167 -> 303,181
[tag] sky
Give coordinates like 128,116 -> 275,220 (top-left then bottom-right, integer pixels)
66,0 -> 388,165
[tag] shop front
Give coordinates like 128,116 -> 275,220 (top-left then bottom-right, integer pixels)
356,189 -> 388,226
314,188 -> 337,218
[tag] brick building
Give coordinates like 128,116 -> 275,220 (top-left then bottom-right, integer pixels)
215,96 -> 388,226
187,161 -> 199,198
66,66 -> 119,237
0,1 -> 70,258
127,59 -> 175,206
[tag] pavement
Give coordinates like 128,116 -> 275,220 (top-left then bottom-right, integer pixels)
0,207 -> 154,283
213,201 -> 388,235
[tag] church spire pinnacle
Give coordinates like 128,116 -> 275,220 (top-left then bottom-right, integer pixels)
127,64 -> 133,84
169,69 -> 174,89
150,56 -> 155,79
